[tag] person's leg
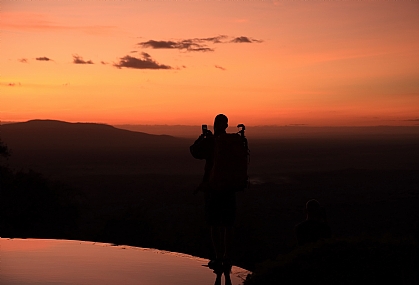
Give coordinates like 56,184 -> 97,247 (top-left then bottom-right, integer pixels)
214,272 -> 222,285
222,191 -> 236,260
209,226 -> 225,278
220,225 -> 233,283
222,193 -> 235,278
211,226 -> 224,259
223,226 -> 233,259
224,269 -> 232,285
213,226 -> 233,260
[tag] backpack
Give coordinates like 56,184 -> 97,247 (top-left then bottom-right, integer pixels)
208,131 -> 249,191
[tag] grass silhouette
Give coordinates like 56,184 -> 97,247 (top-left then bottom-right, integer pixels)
244,236 -> 417,285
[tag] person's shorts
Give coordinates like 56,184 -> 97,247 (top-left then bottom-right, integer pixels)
204,190 -> 236,227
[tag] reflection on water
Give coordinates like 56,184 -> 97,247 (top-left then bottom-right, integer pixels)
0,238 -> 249,285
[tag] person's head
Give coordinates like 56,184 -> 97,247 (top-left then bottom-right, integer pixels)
214,114 -> 228,133
305,199 -> 321,220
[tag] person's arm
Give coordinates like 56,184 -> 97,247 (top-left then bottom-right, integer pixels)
190,131 -> 213,159
190,135 -> 206,159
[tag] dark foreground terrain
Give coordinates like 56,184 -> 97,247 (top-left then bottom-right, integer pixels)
1,121 -> 418,280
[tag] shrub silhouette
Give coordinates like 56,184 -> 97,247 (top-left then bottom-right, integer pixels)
0,136 -> 80,238
245,237 -> 415,285
0,138 -> 10,158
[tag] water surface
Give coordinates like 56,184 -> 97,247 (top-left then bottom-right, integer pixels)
0,238 -> 249,285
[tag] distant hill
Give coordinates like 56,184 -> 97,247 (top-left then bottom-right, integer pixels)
0,120 -> 193,175
0,120 -> 185,150
114,124 -> 201,138
2,120 -> 418,176
115,124 -> 419,139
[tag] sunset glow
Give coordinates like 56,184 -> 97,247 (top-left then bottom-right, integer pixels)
1,0 -> 418,126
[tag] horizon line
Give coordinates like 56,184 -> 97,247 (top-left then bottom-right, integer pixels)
1,119 -> 419,128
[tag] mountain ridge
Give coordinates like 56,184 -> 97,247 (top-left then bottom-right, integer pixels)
0,120 -> 189,159
2,119 -> 175,137
0,119 -> 185,150
0,119 -> 193,175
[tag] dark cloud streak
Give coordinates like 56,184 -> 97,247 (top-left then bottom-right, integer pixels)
138,35 -> 262,52
36,57 -> 52,61
200,35 -> 228,43
114,53 -> 172,70
4,82 -> 21,87
231,36 -> 263,43
139,39 -> 214,52
73,54 -> 94,64
140,40 -> 178,49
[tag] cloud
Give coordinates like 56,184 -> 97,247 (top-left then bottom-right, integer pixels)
138,39 -> 214,52
231,36 -> 263,43
2,82 -> 21,87
142,52 -> 152,59
404,118 -> 419,122
138,35 -> 262,52
19,58 -> 28,63
73,54 -> 94,64
114,53 -> 172,70
139,40 -> 177,49
36,56 -> 52,61
198,35 -> 229,43
215,65 -> 226,71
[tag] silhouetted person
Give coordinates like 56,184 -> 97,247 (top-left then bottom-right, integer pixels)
295,199 -> 331,246
190,114 -> 248,285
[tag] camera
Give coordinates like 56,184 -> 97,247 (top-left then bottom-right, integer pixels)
202,124 -> 208,135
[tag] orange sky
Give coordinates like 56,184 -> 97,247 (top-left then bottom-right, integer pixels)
1,0 -> 418,126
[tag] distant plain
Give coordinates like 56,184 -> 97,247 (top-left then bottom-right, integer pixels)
1,120 -> 418,270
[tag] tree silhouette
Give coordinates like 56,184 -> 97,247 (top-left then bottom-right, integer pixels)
0,136 -> 80,238
0,138 -> 10,158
